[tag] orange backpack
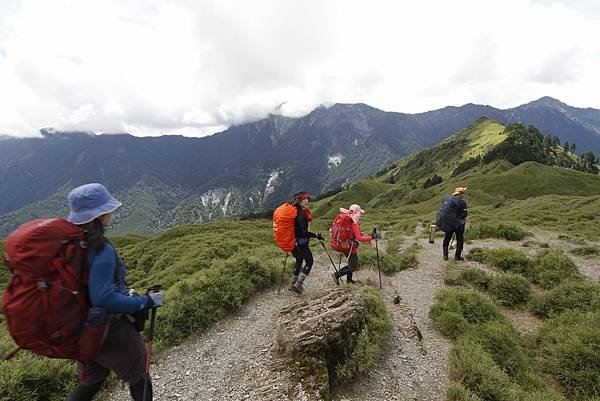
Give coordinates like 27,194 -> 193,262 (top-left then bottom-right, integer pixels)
273,203 -> 298,252
329,212 -> 354,252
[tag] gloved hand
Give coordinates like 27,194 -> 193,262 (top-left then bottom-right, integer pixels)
316,233 -> 324,241
371,232 -> 379,240
145,291 -> 164,308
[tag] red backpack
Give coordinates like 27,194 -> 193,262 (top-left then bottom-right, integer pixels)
329,213 -> 354,252
2,218 -> 105,361
273,203 -> 298,252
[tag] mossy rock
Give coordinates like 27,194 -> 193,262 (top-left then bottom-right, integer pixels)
274,286 -> 391,400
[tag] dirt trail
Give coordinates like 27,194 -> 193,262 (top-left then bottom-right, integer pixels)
331,225 -> 452,401
109,227 -> 453,401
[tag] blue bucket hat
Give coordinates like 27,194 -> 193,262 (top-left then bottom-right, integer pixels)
67,183 -> 122,225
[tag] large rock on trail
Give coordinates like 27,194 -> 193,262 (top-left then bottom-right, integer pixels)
270,286 -> 387,401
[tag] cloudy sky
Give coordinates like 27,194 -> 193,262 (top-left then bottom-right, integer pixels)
1,0 -> 599,137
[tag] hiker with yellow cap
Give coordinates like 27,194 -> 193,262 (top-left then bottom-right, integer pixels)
435,187 -> 468,261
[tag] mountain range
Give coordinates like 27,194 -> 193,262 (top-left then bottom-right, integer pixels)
1,96 -> 599,235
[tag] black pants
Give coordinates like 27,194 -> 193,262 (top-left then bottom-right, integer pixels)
66,377 -> 151,401
291,245 -> 314,276
336,253 -> 359,281
443,225 -> 465,259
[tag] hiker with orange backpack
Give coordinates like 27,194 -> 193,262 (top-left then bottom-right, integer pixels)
330,204 -> 376,284
288,191 -> 323,293
64,184 -> 164,401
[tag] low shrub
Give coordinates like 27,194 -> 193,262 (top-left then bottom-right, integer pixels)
381,252 -> 418,275
535,311 -> 600,400
154,254 -> 279,349
522,241 -> 550,249
468,222 -> 527,241
485,249 -> 531,275
355,242 -> 418,275
530,280 -> 600,318
464,322 -> 529,378
430,288 -> 504,339
109,233 -> 150,249
444,264 -> 491,292
531,250 -> 581,289
570,245 -> 600,259
446,382 -> 483,401
335,287 -> 392,381
449,340 -> 521,400
466,247 -> 488,263
489,273 -> 532,307
385,238 -> 402,255
450,338 -> 564,401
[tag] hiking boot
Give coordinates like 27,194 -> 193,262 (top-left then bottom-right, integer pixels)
291,283 -> 303,294
443,255 -> 449,261
331,273 -> 340,286
454,256 -> 464,261
292,274 -> 306,294
347,277 -> 356,284
288,275 -> 298,291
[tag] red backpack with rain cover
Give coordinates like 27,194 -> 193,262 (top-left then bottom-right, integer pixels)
329,212 -> 354,252
2,218 -> 105,361
273,203 -> 298,252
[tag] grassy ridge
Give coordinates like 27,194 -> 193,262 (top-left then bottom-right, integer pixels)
469,162 -> 600,199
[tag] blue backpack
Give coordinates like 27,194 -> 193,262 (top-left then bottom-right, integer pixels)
435,196 -> 461,233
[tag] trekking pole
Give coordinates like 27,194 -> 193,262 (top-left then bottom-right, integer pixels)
319,239 -> 340,274
373,228 -> 382,289
143,284 -> 161,401
277,253 -> 289,295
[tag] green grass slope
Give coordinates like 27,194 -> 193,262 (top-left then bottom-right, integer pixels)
468,161 -> 600,199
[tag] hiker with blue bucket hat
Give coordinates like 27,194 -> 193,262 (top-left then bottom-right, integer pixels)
66,183 -> 164,401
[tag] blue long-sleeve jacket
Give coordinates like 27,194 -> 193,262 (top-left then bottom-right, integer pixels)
87,242 -> 146,314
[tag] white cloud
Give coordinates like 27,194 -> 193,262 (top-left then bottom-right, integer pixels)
0,0 -> 599,137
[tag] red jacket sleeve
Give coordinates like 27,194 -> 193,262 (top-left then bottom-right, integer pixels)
352,222 -> 372,243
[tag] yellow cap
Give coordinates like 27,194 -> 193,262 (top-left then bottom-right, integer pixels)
452,187 -> 468,195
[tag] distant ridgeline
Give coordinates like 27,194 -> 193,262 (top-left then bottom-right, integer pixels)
1,96 -> 600,236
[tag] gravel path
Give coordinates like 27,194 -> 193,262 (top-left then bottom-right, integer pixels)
110,251 -> 334,401
332,225 -> 451,401
109,227 -> 454,401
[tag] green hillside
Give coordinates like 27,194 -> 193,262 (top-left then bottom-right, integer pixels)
468,162 -> 600,199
